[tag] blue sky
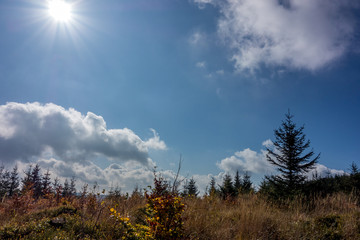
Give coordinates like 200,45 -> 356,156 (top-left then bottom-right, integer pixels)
0,0 -> 359,192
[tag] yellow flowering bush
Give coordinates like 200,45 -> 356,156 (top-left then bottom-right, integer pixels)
109,174 -> 185,240
109,207 -> 154,240
145,175 -> 185,240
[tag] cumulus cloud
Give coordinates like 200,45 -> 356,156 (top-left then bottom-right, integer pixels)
15,158 -> 155,193
37,158 -> 109,185
217,148 -> 274,174
16,155 -> 188,193
0,102 -> 166,165
307,163 -> 347,179
0,102 -> 168,193
145,128 -> 167,150
196,0 -> 358,72
223,0 -> 358,71
217,140 -> 276,174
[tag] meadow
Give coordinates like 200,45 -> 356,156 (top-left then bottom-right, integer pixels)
0,173 -> 359,240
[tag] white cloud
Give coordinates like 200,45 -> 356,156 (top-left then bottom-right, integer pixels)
0,102 -> 182,193
307,163 -> 347,179
16,158 -> 156,193
196,61 -> 206,68
22,156 -> 188,193
217,148 -> 274,174
216,0 -> 358,71
262,139 -> 273,148
0,101 -> 172,193
37,158 -> 108,185
145,128 -> 167,150
0,102 -> 166,165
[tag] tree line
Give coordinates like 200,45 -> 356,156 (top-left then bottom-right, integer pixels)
0,164 -> 76,200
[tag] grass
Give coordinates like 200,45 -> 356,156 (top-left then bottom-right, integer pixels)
182,193 -> 360,239
0,191 -> 359,239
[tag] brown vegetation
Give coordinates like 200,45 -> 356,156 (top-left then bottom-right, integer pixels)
0,189 -> 359,239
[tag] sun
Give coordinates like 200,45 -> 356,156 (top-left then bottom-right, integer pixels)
48,0 -> 72,22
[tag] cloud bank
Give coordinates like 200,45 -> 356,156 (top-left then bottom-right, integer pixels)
35,158 -> 157,190
0,102 -> 170,192
0,102 -> 166,165
195,0 -> 358,71
15,158 -> 176,193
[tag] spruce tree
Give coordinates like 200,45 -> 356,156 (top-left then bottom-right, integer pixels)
220,174 -> 235,199
0,166 -> 11,197
53,177 -> 60,192
62,179 -> 70,197
183,177 -> 199,197
208,177 -> 218,197
234,170 -> 242,195
42,169 -> 52,196
70,177 -> 76,196
350,162 -> 359,174
53,177 -> 62,199
350,162 -> 360,194
9,165 -> 19,196
0,165 -> 5,196
241,172 -> 253,194
21,165 -> 33,193
31,164 -> 43,198
266,111 -> 320,194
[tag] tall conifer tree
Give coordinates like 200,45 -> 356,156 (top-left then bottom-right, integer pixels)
220,174 -> 235,199
208,177 -> 218,196
9,165 -> 19,196
266,111 -> 320,192
241,172 -> 253,194
42,169 -> 52,196
234,170 -> 242,191
31,164 -> 43,198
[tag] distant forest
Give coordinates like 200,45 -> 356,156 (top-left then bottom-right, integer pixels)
1,161 -> 359,202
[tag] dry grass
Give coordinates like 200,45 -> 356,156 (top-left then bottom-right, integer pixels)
0,192 -> 359,239
182,193 -> 360,240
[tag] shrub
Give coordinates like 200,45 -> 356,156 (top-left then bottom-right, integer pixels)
109,207 -> 153,240
314,215 -> 343,240
145,174 -> 185,240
